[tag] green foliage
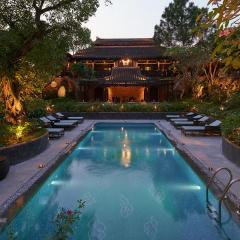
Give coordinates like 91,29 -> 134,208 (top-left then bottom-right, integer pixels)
52,200 -> 85,240
154,0 -> 207,47
222,113 -> 240,146
201,0 -> 240,69
48,98 -> 191,113
224,92 -> 240,110
6,200 -> 85,240
0,121 -> 46,147
71,63 -> 94,79
26,98 -> 50,118
0,0 -> 109,124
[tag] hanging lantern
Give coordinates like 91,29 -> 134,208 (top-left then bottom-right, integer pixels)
58,86 -> 66,98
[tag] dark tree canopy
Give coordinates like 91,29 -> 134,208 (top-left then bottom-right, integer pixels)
154,0 -> 207,47
0,0 -> 110,124
0,0 -> 104,76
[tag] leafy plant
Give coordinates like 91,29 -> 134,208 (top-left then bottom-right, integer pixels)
154,0 -> 207,47
222,113 -> 240,146
200,0 -> 240,70
52,200 -> 85,240
0,121 -> 46,147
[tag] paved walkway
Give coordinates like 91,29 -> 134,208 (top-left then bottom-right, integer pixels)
0,120 -> 94,211
1,119 -> 240,220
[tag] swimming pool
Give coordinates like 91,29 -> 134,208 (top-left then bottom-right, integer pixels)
0,123 -> 240,239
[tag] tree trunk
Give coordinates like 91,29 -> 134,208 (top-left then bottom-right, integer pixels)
1,76 -> 26,125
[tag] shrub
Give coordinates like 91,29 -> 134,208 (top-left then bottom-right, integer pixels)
224,91 -> 240,111
222,113 -> 240,146
0,121 -> 46,147
26,98 -> 50,118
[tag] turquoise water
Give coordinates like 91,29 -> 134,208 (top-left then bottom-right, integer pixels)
0,123 -> 240,240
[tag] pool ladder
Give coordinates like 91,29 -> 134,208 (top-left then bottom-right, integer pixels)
206,167 -> 240,224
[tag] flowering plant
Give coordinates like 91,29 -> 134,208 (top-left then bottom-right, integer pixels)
204,0 -> 240,69
7,200 -> 85,240
52,200 -> 85,240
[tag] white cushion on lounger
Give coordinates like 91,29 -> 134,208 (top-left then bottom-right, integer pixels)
174,122 -> 194,125
208,120 -> 221,127
47,128 -> 64,133
171,118 -> 188,121
182,126 -> 206,131
67,117 -> 84,120
166,115 -> 181,118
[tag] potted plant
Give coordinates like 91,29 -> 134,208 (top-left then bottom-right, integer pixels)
0,156 -> 10,180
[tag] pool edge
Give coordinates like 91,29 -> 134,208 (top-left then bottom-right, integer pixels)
0,127 -> 93,231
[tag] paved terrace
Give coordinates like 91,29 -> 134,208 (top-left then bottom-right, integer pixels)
0,119 -> 240,222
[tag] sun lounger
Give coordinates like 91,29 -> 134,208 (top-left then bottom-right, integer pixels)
46,115 -> 78,126
166,112 -> 195,120
170,114 -> 204,125
55,113 -> 84,123
40,117 -> 76,129
55,112 -> 84,123
170,114 -> 203,123
47,128 -> 64,138
181,120 -> 222,136
172,116 -> 210,128
166,114 -> 181,119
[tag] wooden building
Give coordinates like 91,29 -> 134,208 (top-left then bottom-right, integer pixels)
69,38 -> 174,102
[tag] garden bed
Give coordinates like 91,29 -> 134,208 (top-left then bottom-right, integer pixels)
0,131 -> 49,165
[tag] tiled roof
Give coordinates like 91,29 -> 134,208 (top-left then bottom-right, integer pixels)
105,67 -> 147,82
73,38 -> 168,60
94,38 -> 155,46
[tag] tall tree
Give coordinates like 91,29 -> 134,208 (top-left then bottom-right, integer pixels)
154,0 -> 207,47
0,0 -> 110,124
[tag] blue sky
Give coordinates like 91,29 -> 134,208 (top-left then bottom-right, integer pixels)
85,0 -> 210,40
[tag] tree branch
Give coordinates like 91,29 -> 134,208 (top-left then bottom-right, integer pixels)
41,0 -> 77,14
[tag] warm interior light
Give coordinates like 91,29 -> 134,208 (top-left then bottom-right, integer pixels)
58,86 -> 66,97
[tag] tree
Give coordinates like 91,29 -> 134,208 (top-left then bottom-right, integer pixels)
71,63 -> 94,79
168,46 -> 210,99
0,0 -> 110,124
201,0 -> 240,70
154,0 -> 207,47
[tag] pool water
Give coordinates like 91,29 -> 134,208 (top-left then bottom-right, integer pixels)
0,123 -> 240,240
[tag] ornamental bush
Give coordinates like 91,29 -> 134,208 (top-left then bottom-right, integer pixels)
222,113 -> 240,146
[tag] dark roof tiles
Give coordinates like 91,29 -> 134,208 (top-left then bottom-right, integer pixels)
105,67 -> 147,82
73,38 -> 168,60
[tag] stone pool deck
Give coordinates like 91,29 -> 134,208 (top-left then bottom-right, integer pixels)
156,120 -> 240,204
1,119 -> 240,223
0,120 -> 95,221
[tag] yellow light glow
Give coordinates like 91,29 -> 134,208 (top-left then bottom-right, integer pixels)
16,125 -> 24,139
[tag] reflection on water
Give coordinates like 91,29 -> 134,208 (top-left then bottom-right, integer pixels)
121,130 -> 131,168
0,123 -> 240,240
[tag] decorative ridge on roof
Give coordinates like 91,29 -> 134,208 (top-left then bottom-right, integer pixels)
94,38 -> 155,47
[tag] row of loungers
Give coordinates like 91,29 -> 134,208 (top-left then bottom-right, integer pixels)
39,113 -> 84,139
166,112 -> 222,136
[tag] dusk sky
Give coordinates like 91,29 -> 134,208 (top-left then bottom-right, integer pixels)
85,0 -> 210,40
